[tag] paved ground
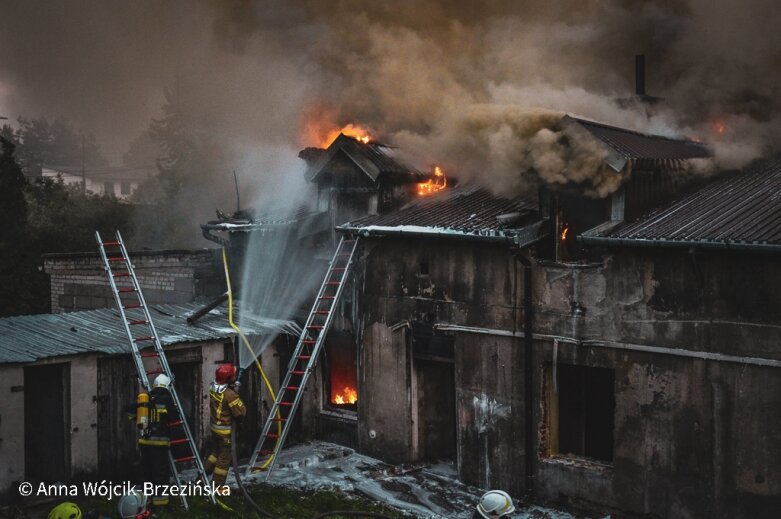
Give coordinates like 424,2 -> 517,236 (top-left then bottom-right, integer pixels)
229,441 -> 585,519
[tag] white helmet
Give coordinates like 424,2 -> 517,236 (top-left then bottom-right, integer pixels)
117,490 -> 147,518
153,373 -> 171,388
476,490 -> 515,518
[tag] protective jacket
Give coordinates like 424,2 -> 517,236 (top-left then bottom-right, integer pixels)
139,386 -> 179,446
209,382 -> 246,435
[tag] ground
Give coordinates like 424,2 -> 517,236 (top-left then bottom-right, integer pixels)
3,441 -> 588,518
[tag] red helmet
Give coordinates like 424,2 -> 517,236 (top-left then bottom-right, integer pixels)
215,364 -> 237,384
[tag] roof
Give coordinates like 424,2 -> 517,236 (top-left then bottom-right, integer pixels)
563,115 -> 711,162
580,158 -> 781,251
305,133 -> 425,183
338,185 -> 545,244
0,302 -> 301,363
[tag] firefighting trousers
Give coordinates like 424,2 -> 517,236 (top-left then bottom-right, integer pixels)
140,444 -> 171,507
204,431 -> 233,487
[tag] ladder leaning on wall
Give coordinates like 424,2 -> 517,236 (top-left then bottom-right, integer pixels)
95,230 -> 215,510
246,235 -> 360,479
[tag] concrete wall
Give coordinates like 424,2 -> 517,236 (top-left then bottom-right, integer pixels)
531,249 -> 781,518
334,235 -> 781,518
0,364 -> 25,497
44,249 -> 223,313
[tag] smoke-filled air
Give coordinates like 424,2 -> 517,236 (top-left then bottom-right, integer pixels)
2,0 -> 780,242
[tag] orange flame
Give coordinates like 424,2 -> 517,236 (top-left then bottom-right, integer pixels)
560,224 -> 569,241
713,120 -> 726,135
304,119 -> 373,148
332,386 -> 358,405
417,166 -> 448,196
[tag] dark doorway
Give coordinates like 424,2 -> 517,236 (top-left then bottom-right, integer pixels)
554,364 -> 615,462
25,363 -> 70,482
415,359 -> 456,461
97,355 -> 139,479
169,362 -> 201,454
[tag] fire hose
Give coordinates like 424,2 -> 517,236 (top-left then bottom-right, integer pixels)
222,248 -> 394,519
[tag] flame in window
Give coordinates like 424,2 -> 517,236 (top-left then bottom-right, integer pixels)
417,166 -> 447,196
560,223 -> 569,241
332,386 -> 358,405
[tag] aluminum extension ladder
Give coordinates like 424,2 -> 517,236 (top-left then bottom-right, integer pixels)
96,230 -> 214,509
246,236 -> 359,478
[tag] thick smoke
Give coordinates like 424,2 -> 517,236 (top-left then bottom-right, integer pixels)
1,0 -> 780,224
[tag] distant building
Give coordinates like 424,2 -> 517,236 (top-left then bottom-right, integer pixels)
40,164 -> 154,200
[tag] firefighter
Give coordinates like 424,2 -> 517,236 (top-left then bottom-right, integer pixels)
134,373 -> 179,510
473,489 -> 515,518
204,363 -> 246,490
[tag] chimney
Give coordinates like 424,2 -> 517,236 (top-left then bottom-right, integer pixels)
635,54 -> 646,96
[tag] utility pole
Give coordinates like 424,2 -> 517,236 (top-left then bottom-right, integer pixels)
81,133 -> 86,195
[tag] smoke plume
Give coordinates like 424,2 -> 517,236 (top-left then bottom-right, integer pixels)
1,0 -> 780,240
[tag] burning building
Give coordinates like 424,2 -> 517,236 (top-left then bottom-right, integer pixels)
202,116 -> 780,518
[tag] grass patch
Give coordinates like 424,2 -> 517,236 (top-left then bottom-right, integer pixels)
75,486 -> 409,518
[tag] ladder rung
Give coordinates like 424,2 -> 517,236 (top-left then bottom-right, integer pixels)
259,449 -> 274,455
174,455 -> 194,463
170,438 -> 189,445
266,433 -> 280,438
108,257 -> 127,262
326,282 -> 340,285
279,402 -> 294,407
118,287 -> 136,293
112,272 -> 130,278
135,336 -> 154,342
124,303 -> 142,309
303,340 -> 316,344
319,296 -> 335,299
140,352 -> 159,358
298,355 -> 311,360
168,420 -> 183,427
286,386 -> 300,391
102,241 -> 120,246
147,369 -> 163,376
271,418 -> 287,422
128,319 -> 148,325
308,325 -> 324,329
313,311 -> 329,315
291,370 -> 305,375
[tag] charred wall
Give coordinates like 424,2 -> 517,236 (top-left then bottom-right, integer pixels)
533,249 -> 781,518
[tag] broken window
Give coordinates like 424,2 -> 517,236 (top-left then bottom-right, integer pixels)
323,332 -> 357,412
546,364 -> 615,462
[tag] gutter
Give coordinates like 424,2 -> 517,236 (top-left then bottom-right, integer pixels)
578,234 -> 781,253
510,249 -> 535,499
337,220 -> 547,247
433,324 -> 781,368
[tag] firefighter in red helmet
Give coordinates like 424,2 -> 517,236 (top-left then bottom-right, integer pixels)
204,363 -> 246,490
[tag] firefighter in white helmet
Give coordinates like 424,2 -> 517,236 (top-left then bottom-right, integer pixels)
473,489 -> 515,518
127,373 -> 180,510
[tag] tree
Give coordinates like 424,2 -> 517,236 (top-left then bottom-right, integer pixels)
11,116 -> 108,177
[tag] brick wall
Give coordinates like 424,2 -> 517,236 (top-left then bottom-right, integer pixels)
44,249 -> 224,313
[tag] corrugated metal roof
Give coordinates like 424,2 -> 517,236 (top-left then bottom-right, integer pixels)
306,134 -> 425,183
603,158 -> 781,246
0,302 -> 301,364
565,115 -> 711,160
339,185 -> 538,237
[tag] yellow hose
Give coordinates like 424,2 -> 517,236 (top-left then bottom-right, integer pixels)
221,248 -> 281,470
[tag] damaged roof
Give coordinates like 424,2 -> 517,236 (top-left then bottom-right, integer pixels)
581,158 -> 781,251
305,133 -> 425,183
563,115 -> 711,162
338,185 -> 544,244
0,302 -> 301,363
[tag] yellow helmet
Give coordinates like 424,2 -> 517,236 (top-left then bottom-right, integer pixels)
47,502 -> 82,519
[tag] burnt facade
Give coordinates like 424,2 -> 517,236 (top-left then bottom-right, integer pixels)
203,124 -> 779,517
